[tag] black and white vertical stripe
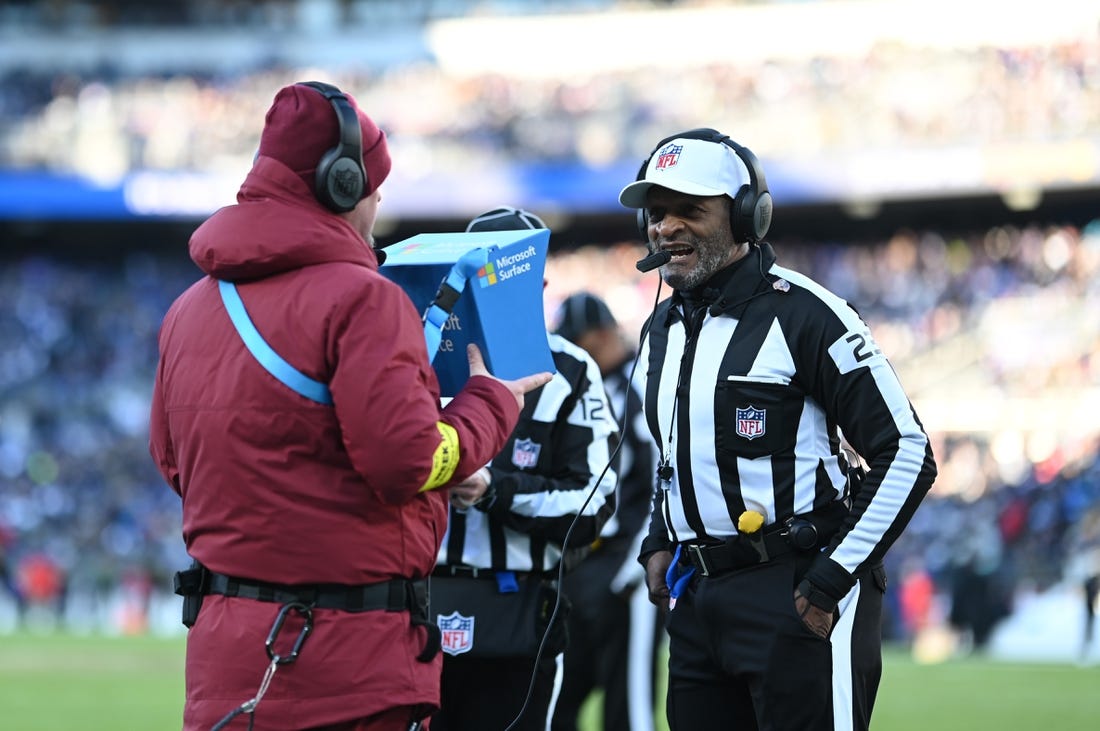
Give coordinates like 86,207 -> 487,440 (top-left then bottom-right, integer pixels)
641,243 -> 935,580
439,333 -> 619,573
598,355 -> 659,547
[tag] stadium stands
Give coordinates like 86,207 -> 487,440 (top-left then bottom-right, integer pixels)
1,0 -> 1098,217
0,0 -> 1098,654
0,221 -> 1097,641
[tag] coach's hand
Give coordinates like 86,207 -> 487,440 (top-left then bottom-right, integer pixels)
644,550 -> 674,611
467,344 -> 552,411
449,467 -> 490,510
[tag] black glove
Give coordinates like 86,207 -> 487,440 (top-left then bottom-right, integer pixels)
796,577 -> 838,613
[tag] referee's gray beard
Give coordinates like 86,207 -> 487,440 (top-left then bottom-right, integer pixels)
662,231 -> 732,291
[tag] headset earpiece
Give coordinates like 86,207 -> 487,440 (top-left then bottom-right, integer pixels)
722,138 -> 772,243
297,81 -> 367,213
634,154 -> 652,240
633,128 -> 772,244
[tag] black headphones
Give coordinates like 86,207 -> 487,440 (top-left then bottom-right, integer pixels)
634,128 -> 772,244
296,81 -> 367,213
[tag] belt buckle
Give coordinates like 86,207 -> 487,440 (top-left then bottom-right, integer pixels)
687,544 -> 711,577
448,565 -> 482,578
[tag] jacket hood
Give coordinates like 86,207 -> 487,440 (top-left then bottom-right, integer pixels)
189,156 -> 378,281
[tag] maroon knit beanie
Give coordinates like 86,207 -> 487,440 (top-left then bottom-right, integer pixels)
257,83 -> 391,201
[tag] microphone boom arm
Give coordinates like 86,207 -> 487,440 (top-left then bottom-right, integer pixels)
635,250 -> 672,273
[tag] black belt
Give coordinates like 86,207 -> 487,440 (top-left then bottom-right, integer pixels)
174,564 -> 440,662
681,529 -> 795,577
681,504 -> 849,577
206,572 -> 422,613
433,565 -> 498,580
432,565 -> 543,581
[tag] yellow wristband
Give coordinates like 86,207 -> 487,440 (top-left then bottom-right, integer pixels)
419,422 -> 460,492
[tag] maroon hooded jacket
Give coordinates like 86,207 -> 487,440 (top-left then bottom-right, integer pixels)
149,157 -> 519,729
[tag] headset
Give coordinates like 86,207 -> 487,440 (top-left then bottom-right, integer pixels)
296,81 -> 367,213
634,127 -> 772,245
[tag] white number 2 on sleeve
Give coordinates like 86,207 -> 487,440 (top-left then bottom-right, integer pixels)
828,325 -> 883,374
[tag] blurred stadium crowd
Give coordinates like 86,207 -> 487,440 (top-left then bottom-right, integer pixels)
1,0 -> 1099,659
2,219 -> 1099,649
0,3 -> 1097,183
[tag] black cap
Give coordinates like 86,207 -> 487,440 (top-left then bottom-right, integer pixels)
466,205 -> 547,232
555,292 -> 617,343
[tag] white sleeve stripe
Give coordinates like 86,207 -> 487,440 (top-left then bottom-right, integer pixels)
830,364 -> 931,572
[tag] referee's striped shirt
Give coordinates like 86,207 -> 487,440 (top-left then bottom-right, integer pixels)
438,333 -> 619,573
640,242 -> 936,598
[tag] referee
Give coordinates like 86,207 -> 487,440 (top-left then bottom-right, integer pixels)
620,129 -> 937,731
430,207 -> 620,731
552,292 -> 663,731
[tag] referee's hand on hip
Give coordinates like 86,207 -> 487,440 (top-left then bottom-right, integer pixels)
794,589 -> 834,639
645,550 -> 673,612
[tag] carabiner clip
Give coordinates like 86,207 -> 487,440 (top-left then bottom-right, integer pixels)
265,601 -> 314,665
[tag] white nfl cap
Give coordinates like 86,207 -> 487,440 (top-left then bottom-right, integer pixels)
619,137 -> 752,209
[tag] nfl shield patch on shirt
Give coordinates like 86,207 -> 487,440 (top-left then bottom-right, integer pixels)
511,438 -> 541,468
736,406 -> 767,440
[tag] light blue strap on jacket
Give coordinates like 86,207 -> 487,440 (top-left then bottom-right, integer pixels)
217,279 -> 334,406
422,248 -> 489,360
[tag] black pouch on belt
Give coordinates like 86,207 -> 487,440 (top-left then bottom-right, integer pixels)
804,500 -> 850,547
173,560 -> 209,629
406,578 -> 441,662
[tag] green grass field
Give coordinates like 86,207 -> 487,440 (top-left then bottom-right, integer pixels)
1,631 -> 1098,730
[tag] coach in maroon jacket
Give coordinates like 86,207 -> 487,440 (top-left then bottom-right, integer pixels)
149,82 -> 550,731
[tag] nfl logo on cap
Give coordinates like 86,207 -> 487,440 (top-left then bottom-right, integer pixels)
655,142 -> 682,170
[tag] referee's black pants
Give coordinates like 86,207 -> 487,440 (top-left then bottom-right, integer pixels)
665,551 -> 884,731
433,652 -> 561,731
552,546 -> 662,731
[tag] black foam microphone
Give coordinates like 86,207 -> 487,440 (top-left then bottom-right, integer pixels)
635,250 -> 672,273
372,246 -> 388,265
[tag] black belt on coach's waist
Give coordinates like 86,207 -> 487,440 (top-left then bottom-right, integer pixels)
205,571 -> 422,612
174,564 -> 440,662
